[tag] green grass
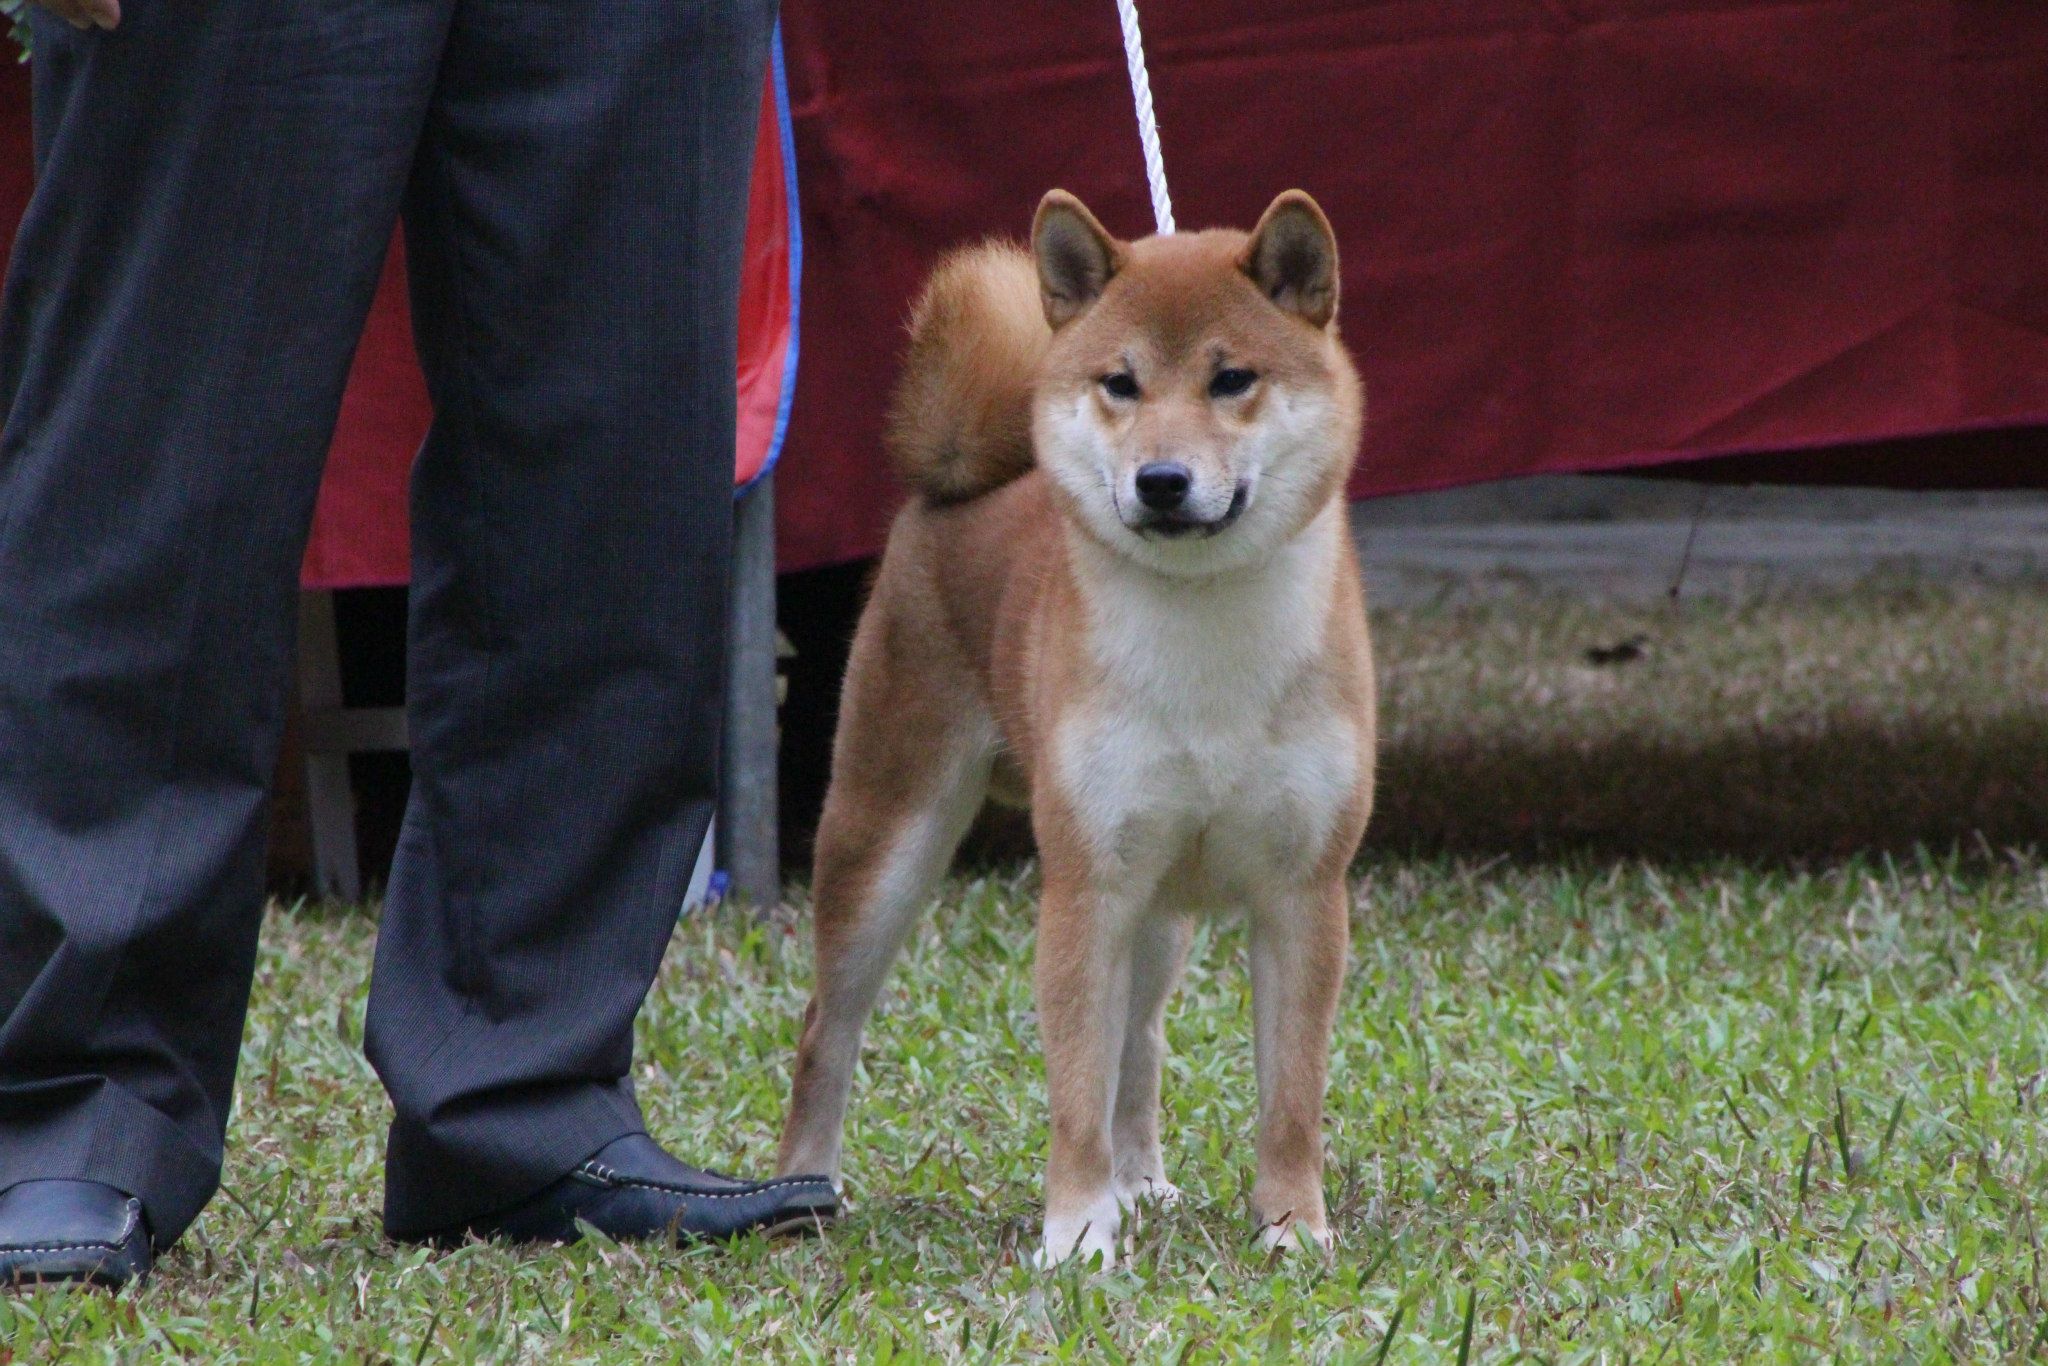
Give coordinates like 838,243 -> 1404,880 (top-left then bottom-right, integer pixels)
7,583 -> 2048,1362
1367,581 -> 2048,862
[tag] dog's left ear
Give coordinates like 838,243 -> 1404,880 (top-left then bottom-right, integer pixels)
1242,191 -> 1339,328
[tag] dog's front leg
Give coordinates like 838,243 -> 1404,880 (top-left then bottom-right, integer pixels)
1247,877 -> 1350,1252
1034,875 -> 1139,1269
1110,909 -> 1193,1209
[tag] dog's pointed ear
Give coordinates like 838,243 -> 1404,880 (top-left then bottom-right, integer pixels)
1033,190 -> 1122,328
1242,190 -> 1339,328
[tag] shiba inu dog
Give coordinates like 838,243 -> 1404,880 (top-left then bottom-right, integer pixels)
775,189 -> 1375,1267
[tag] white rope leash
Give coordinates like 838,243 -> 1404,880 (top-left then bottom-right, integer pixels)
1114,0 -> 1175,235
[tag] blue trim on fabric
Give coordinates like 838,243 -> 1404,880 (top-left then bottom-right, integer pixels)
736,22 -> 801,500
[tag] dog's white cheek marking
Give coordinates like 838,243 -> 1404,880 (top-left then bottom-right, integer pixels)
1239,387 -> 1340,545
1039,392 -> 1135,554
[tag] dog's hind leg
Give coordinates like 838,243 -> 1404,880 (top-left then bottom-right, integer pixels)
1110,909 -> 1193,1210
776,702 -> 993,1186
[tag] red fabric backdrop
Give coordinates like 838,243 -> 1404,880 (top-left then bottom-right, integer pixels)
773,0 -> 2048,570
3,5 -> 2045,582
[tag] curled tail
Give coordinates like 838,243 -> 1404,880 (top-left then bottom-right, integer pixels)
887,242 -> 1049,503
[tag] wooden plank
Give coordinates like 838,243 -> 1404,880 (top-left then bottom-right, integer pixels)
297,590 -> 362,903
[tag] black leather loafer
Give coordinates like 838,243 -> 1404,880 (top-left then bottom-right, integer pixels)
422,1133 -> 837,1248
0,1180 -> 152,1291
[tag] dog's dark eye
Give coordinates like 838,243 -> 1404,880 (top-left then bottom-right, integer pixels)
1209,368 -> 1257,398
1099,372 -> 1141,400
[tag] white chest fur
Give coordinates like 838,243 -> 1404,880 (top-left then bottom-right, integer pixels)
1052,506 -> 1360,903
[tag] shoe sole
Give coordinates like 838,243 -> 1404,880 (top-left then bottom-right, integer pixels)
4,1261 -> 146,1292
411,1189 -> 842,1249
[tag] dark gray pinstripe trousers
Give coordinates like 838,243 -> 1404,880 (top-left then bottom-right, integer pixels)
0,0 -> 775,1245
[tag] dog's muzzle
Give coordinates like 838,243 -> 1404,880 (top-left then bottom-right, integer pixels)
1133,481 -> 1250,539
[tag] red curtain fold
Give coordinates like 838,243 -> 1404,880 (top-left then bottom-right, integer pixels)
771,0 -> 2048,571
3,4 -> 2044,582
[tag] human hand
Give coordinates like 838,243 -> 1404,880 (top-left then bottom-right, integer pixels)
32,0 -> 119,30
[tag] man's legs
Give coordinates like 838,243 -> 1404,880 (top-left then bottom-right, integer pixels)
365,0 -> 780,1237
0,0 -> 449,1246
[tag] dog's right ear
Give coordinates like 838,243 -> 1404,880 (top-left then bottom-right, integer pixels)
1033,191 -> 1122,328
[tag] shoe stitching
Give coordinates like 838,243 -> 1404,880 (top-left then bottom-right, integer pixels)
582,1163 -> 834,1202
0,1200 -> 143,1258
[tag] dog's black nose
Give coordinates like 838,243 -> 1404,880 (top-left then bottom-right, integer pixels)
1134,462 -> 1191,512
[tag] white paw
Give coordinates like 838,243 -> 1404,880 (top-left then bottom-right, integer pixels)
1114,1174 -> 1183,1209
1036,1193 -> 1124,1270
1257,1218 -> 1334,1254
